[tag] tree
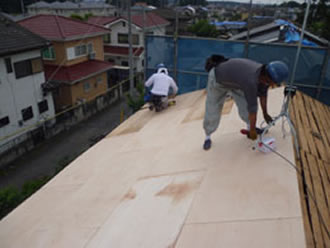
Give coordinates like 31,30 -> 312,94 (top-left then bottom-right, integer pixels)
297,0 -> 330,40
188,19 -> 218,38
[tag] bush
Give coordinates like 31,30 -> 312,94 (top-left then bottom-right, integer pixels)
0,186 -> 22,219
126,82 -> 145,112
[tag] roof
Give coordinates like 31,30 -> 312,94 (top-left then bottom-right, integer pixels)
104,46 -> 144,57
44,60 -> 113,84
27,1 -> 114,9
18,14 -> 110,41
87,16 -> 119,26
0,88 -> 308,247
88,13 -> 170,28
229,19 -> 329,46
0,13 -> 47,57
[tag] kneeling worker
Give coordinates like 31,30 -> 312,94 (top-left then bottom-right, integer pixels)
145,64 -> 179,112
203,56 -> 289,150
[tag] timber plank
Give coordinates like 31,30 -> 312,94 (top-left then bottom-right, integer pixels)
309,98 -> 330,161
296,94 -> 318,156
301,152 -> 325,248
296,154 -> 316,248
306,153 -> 330,247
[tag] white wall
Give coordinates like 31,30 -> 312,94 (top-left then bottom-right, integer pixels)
105,19 -> 166,73
0,50 -> 55,147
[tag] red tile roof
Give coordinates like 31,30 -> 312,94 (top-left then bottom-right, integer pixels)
87,16 -> 119,26
104,46 -> 144,57
88,13 -> 169,28
44,60 -> 113,84
19,14 -> 109,41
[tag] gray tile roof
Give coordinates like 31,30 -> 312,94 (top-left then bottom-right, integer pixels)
0,13 -> 48,57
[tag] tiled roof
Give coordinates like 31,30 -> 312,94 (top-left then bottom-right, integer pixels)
87,16 -> 119,26
44,60 -> 113,84
0,13 -> 47,57
104,46 -> 144,57
88,13 -> 169,28
18,14 -> 109,41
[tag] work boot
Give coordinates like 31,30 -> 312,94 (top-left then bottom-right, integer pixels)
203,139 -> 212,150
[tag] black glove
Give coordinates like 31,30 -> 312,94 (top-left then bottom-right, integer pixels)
263,113 -> 273,124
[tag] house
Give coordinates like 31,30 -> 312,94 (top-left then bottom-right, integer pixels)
19,14 -> 114,112
0,14 -> 55,148
88,13 -> 169,76
229,19 -> 329,47
27,1 -> 117,17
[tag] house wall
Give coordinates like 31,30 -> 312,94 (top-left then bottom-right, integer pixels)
71,72 -> 108,104
43,36 -> 105,67
0,49 -> 55,147
43,36 -> 104,66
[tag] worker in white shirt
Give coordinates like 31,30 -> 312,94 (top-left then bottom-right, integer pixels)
145,64 -> 179,112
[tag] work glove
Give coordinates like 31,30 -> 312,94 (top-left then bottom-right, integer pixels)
263,113 -> 273,124
247,128 -> 257,140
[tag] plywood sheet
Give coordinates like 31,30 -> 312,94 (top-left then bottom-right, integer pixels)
176,218 -> 306,248
86,172 -> 203,248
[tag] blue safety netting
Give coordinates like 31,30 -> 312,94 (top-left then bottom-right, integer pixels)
146,36 -> 329,105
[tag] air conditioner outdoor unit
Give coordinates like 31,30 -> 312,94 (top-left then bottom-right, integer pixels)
88,52 -> 96,60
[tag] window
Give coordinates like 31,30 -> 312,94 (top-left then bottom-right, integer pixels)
121,61 -> 128,66
42,46 -> 56,60
96,77 -> 103,86
74,44 -> 87,57
118,33 -> 139,45
87,43 -> 93,54
21,106 -> 33,121
0,116 -> 10,128
13,58 -> 42,79
38,100 -> 49,114
122,21 -> 126,27
5,58 -> 13,73
31,58 -> 43,74
83,82 -> 91,92
14,60 -> 32,79
103,34 -> 111,44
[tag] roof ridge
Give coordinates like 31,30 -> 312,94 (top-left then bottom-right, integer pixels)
54,15 -> 66,39
57,14 -> 110,32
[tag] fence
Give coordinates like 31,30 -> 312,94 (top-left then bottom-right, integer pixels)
0,75 -> 139,167
145,35 -> 330,106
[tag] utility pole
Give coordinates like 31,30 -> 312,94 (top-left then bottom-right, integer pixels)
244,0 -> 253,58
20,0 -> 25,15
127,0 -> 134,96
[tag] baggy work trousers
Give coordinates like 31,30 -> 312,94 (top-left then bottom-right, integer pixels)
203,68 -> 250,136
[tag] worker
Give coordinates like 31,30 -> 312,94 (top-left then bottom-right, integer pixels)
145,63 -> 179,112
203,56 -> 289,150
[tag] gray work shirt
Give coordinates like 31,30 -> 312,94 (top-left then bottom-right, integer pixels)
215,58 -> 265,113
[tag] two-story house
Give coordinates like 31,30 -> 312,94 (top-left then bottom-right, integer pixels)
19,14 -> 114,112
88,13 -> 169,74
0,14 -> 55,148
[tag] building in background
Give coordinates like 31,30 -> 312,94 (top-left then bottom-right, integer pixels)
19,14 -> 114,112
88,13 -> 169,76
0,13 -> 55,148
27,1 -> 117,17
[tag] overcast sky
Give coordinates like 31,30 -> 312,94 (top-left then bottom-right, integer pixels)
207,0 -> 307,4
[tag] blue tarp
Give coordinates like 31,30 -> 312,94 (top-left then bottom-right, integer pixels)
211,21 -> 246,27
275,19 -> 318,47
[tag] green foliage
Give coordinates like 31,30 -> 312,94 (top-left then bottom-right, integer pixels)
70,13 -> 93,22
21,177 -> 50,198
70,14 -> 84,21
0,154 -> 75,220
188,19 -> 218,38
126,82 -> 146,113
0,187 -> 21,219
